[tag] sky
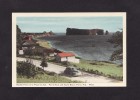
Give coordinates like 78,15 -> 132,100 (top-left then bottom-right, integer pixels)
17,17 -> 123,33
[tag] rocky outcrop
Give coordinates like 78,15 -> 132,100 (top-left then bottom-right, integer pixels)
66,28 -> 104,35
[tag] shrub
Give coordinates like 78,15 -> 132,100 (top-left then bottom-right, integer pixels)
36,67 -> 46,74
75,56 -> 81,59
73,65 -> 77,67
47,72 -> 56,76
82,68 -> 85,71
89,69 -> 93,73
48,59 -> 55,62
90,62 -> 97,65
77,68 -> 80,70
62,61 -> 71,67
17,61 -> 39,78
24,48 -> 43,56
94,70 -> 99,74
107,31 -> 123,61
40,57 -> 48,70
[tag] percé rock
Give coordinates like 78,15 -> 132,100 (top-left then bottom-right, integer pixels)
66,28 -> 104,35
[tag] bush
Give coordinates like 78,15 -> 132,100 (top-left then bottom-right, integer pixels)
89,69 -> 93,73
40,57 -> 48,70
75,56 -> 81,59
90,62 -> 97,65
47,72 -> 57,76
100,72 -> 103,75
73,65 -> 77,67
24,48 -> 43,56
17,61 -> 39,78
82,68 -> 86,71
36,67 -> 46,74
94,70 -> 99,74
107,31 -> 123,61
62,61 -> 71,67
106,74 -> 123,81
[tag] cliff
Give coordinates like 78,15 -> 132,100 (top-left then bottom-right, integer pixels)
66,28 -> 104,35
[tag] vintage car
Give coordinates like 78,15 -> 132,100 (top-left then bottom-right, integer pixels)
64,66 -> 82,76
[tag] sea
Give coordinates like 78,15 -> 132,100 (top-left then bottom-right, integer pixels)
40,35 -> 122,64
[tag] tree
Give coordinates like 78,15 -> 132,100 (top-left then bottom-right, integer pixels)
63,61 -> 71,67
43,31 -> 47,34
26,47 -> 33,64
17,25 -> 23,50
40,56 -> 48,70
17,61 -> 37,78
108,30 -> 123,61
105,30 -> 109,35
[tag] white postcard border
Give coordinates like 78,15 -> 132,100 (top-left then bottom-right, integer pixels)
12,12 -> 126,87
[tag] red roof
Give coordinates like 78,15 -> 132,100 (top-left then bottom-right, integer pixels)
57,52 -> 75,57
23,36 -> 32,41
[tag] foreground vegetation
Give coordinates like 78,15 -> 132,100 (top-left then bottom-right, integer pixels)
17,56 -> 123,81
17,74 -> 79,83
40,57 -> 123,81
17,61 -> 79,83
107,30 -> 123,61
71,60 -> 123,81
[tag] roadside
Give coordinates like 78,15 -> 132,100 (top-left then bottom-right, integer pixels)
17,57 -> 122,83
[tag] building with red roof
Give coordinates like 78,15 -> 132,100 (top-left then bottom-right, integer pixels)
56,52 -> 79,63
57,52 -> 75,57
23,35 -> 32,41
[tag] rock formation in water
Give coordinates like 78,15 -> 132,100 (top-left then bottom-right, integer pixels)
66,28 -> 104,35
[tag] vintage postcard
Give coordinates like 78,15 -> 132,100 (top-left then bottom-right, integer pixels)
12,12 -> 126,87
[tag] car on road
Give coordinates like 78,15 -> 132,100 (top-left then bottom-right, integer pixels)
64,66 -> 82,77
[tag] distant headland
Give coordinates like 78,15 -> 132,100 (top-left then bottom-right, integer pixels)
66,28 -> 105,35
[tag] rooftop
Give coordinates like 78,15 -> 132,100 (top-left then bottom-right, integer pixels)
57,52 -> 75,57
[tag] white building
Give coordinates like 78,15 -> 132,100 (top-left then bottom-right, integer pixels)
56,52 -> 80,63
18,50 -> 24,55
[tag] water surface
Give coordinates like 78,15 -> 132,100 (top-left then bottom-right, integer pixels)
40,35 -> 121,64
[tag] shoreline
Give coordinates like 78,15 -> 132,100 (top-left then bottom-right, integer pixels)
34,37 -> 53,49
34,37 -> 77,54
34,36 -> 122,64
35,37 -> 83,59
34,37 -> 119,64
21,37 -> 123,81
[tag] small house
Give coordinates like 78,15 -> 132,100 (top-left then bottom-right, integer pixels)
18,50 -> 24,55
56,52 -> 80,63
22,40 -> 38,50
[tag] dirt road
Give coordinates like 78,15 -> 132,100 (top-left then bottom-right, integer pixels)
17,57 -> 121,83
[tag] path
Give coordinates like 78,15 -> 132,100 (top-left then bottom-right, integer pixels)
17,57 -> 122,83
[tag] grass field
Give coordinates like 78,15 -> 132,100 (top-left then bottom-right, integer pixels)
17,74 -> 80,83
36,39 -> 52,48
71,60 -> 123,80
17,61 -> 80,83
17,55 -> 123,80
